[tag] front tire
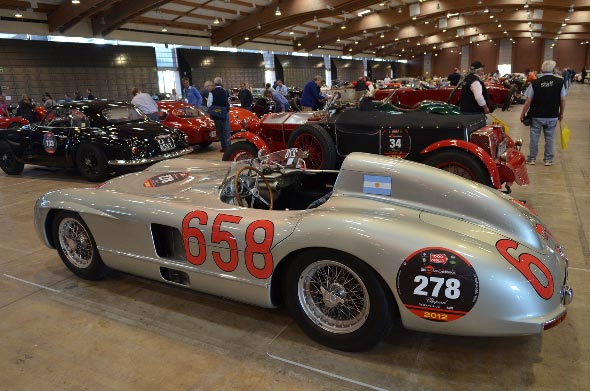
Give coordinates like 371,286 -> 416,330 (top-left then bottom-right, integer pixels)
76,144 -> 109,182
287,124 -> 337,169
423,149 -> 491,186
0,141 -> 24,175
222,141 -> 258,162
52,211 -> 111,280
283,249 -> 395,351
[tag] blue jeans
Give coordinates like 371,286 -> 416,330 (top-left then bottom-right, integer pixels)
213,115 -> 231,149
528,117 -> 558,163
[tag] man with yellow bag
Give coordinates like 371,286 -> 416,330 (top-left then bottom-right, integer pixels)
520,60 -> 566,166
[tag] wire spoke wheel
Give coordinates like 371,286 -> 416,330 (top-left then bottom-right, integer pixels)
58,217 -> 94,269
298,260 -> 370,334
292,134 -> 324,169
436,162 -> 475,180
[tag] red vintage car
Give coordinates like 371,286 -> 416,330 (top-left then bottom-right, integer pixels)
374,82 -> 511,110
222,104 -> 528,192
0,114 -> 29,129
157,101 -> 260,147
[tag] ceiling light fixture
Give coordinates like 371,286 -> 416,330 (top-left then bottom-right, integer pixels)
398,7 -> 402,14
484,7 -> 489,13
337,37 -> 340,42
275,6 -> 281,16
524,2 -> 529,8
340,25 -> 346,29
380,32 -> 385,38
161,26 -> 167,32
297,42 -> 301,46
244,36 -> 250,40
358,10 -> 371,17
213,17 -> 220,24
15,9 -> 23,18
71,0 -> 80,4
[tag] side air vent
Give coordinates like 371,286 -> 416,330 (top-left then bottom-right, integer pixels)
160,267 -> 190,286
151,223 -> 186,260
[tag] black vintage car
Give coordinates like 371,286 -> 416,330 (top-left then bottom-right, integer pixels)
0,101 -> 193,181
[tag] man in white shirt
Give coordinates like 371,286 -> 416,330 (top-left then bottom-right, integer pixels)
131,87 -> 159,121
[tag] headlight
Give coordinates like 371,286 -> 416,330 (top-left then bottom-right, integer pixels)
499,151 -> 508,162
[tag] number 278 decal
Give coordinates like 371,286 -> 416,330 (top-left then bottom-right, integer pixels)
182,210 -> 275,279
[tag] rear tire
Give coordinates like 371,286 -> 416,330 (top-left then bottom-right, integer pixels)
222,141 -> 258,162
76,144 -> 109,182
0,141 -> 25,175
283,249 -> 395,351
52,211 -> 111,280
423,149 -> 491,186
287,124 -> 337,169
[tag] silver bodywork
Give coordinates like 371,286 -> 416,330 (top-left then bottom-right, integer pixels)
34,152 -> 571,336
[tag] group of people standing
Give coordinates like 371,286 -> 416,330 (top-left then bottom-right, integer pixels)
182,76 -> 232,152
458,59 -> 566,168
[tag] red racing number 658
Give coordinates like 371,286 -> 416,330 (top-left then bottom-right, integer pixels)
182,210 -> 275,279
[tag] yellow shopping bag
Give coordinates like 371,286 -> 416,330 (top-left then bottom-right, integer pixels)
560,122 -> 571,149
488,114 -> 510,133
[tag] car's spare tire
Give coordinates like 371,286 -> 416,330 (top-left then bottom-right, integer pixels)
287,124 -> 337,169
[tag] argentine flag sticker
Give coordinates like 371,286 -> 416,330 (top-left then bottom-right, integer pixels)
363,174 -> 392,196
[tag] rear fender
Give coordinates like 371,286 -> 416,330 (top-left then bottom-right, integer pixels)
421,140 -> 501,189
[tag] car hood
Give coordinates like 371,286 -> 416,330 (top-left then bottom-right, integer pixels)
104,121 -> 177,138
98,158 -> 230,200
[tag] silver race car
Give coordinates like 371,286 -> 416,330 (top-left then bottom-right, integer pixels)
34,149 -> 573,351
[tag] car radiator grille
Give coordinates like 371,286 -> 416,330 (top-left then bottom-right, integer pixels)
469,127 -> 498,158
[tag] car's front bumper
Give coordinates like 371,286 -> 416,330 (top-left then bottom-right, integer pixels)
107,147 -> 193,166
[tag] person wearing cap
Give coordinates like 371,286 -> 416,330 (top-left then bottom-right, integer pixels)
460,61 -> 491,114
519,60 -> 566,166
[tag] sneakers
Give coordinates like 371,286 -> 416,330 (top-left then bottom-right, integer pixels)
526,160 -> 536,165
544,161 -> 553,166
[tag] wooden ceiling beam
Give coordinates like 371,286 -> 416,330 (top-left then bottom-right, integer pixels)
210,0 -> 382,46
48,0 -> 117,33
91,0 -> 174,37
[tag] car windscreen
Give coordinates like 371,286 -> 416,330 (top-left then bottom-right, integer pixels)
102,107 -> 146,123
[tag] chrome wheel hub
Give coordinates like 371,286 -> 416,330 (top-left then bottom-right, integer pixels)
58,217 -> 93,269
298,260 -> 369,334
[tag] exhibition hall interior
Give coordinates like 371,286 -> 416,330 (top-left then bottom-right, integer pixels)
0,1 -> 588,390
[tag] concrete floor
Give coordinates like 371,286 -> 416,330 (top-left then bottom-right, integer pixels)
0,84 -> 588,391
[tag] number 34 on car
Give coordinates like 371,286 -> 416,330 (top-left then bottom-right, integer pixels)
34,149 -> 573,351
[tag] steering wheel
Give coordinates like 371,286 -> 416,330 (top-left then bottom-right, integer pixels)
233,165 -> 274,210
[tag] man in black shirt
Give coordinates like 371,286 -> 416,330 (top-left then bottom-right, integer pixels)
520,60 -> 566,166
238,82 -> 253,112
447,68 -> 461,86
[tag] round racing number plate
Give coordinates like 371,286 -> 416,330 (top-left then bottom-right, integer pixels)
381,128 -> 411,158
396,247 -> 479,322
